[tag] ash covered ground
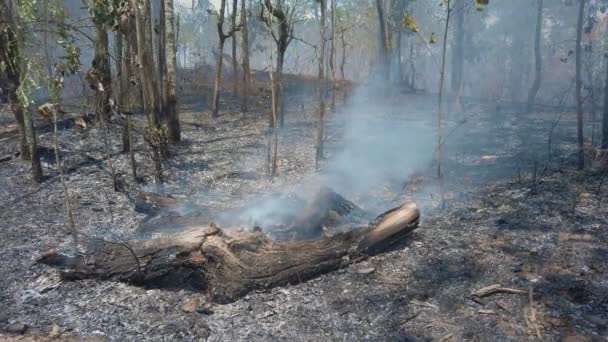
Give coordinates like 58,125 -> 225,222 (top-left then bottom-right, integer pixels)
0,91 -> 607,341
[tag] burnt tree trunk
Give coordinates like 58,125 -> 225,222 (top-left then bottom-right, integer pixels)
450,0 -> 465,113
240,0 -> 250,112
165,0 -> 180,142
316,0 -> 326,166
526,0 -> 543,113
0,0 -> 42,181
38,202 -> 419,303
575,0 -> 585,169
375,0 -> 389,81
603,42 -> 608,150
231,0 -> 238,96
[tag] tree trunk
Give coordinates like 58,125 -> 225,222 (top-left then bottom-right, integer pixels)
437,0 -> 451,206
329,0 -> 336,112
211,38 -> 225,118
165,0 -> 181,142
375,0 -> 389,80
90,22 -> 112,123
575,0 -> 585,170
158,0 -> 167,116
395,28 -> 402,84
211,0 -> 229,118
231,0 -> 238,96
603,46 -> 608,150
240,0 -> 250,112
450,0 -> 465,113
135,0 -> 163,191
316,0 -> 326,167
340,26 -> 346,81
37,201 -> 420,304
526,0 -> 543,113
0,0 -> 42,180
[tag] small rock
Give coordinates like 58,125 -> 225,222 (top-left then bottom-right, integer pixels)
48,324 -> 61,339
181,298 -> 200,313
7,323 -> 28,334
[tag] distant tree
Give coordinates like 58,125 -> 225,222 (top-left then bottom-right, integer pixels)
211,0 -> 239,118
526,0 -> 543,113
375,0 -> 389,80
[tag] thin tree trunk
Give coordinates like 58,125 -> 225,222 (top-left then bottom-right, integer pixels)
316,0 -> 326,168
395,28 -> 402,84
329,0 -> 336,111
240,0 -> 250,112
437,0 -> 451,206
135,0 -> 163,191
165,0 -> 181,142
117,33 -> 131,154
231,0 -> 238,96
211,38 -> 225,118
211,0 -> 229,118
340,26 -> 346,81
603,46 -> 608,150
450,0 -> 464,113
375,0 -> 389,80
91,22 -> 112,122
0,0 -> 41,179
159,0 -> 167,116
575,0 -> 585,169
526,0 -> 543,113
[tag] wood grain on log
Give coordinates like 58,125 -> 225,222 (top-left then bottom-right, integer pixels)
37,202 -> 419,303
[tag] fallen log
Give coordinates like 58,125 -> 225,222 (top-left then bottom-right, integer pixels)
37,202 -> 420,303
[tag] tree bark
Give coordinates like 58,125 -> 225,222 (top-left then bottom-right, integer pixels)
158,0 -> 168,116
231,0 -> 238,96
0,0 -> 42,180
135,0 -> 164,191
375,0 -> 389,80
165,0 -> 181,142
90,21 -> 112,122
329,0 -> 336,111
526,0 -> 543,113
316,0 -> 326,166
575,0 -> 585,169
211,0 -> 231,118
37,202 -> 420,303
240,0 -> 250,112
450,0 -> 465,113
603,45 -> 608,150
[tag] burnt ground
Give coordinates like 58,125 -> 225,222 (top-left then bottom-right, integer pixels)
0,87 -> 607,341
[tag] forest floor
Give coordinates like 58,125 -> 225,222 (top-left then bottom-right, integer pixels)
0,86 -> 607,341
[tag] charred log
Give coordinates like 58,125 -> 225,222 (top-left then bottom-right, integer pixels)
37,202 -> 419,303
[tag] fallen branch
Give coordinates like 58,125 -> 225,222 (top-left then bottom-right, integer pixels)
473,284 -> 527,298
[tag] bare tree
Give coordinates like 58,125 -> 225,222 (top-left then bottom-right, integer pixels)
329,0 -> 336,111
604,45 -> 608,150
165,0 -> 181,142
135,0 -> 164,191
375,0 -> 389,80
231,0 -> 239,95
86,0 -> 113,123
211,0 -> 239,118
526,0 -> 543,113
315,0 -> 326,167
450,0 -> 465,113
240,0 -> 250,112
575,0 -> 585,169
0,0 -> 42,182
437,0 -> 453,206
261,0 -> 296,128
